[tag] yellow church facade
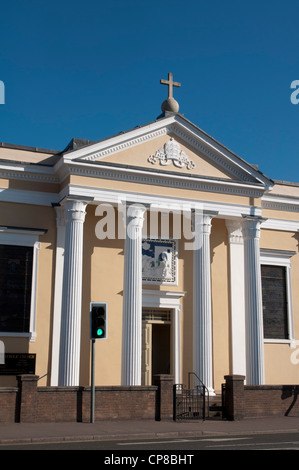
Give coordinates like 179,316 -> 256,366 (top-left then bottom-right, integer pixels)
0,80 -> 298,392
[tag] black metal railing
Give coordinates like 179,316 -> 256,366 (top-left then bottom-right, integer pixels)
174,372 -> 209,421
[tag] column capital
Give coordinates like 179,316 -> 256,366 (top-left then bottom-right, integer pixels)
61,199 -> 88,223
242,215 -> 267,240
54,205 -> 66,227
226,219 -> 244,244
126,204 -> 146,240
127,204 -> 146,220
192,210 -> 218,234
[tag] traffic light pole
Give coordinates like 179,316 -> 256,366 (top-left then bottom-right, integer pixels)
90,339 -> 95,423
90,302 -> 107,423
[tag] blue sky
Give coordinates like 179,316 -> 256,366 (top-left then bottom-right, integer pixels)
0,0 -> 298,182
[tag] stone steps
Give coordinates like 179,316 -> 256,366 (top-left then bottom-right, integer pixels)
208,394 -> 223,419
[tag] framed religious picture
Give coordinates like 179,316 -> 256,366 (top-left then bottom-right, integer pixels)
142,239 -> 178,285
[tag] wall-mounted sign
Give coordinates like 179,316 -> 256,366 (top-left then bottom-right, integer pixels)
0,353 -> 36,375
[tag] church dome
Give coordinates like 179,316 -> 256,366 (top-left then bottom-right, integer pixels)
161,97 -> 179,113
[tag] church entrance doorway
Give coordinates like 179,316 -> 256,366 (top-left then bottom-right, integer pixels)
142,308 -> 171,386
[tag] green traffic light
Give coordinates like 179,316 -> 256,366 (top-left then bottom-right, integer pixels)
97,328 -> 104,337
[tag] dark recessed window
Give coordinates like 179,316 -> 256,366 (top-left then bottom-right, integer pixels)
0,245 -> 33,333
261,265 -> 288,340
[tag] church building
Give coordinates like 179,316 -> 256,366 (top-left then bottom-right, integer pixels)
0,74 -> 298,393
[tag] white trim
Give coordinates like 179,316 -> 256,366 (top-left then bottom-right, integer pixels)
171,116 -> 272,187
64,184 -> 264,219
61,160 -> 266,197
260,249 -> 295,346
0,187 -> 60,206
50,207 -> 66,386
262,194 -> 299,213
226,220 -> 246,377
142,289 -> 185,308
0,227 -> 46,245
142,289 -> 185,384
260,248 -> 296,264
28,241 -> 40,342
62,118 -> 174,162
0,228 -> 45,341
0,161 -> 58,184
82,128 -> 169,162
261,218 -> 299,232
0,332 -> 32,338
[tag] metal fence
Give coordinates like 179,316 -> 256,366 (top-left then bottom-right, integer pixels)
173,383 -> 207,420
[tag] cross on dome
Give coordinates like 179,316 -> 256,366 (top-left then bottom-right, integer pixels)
160,73 -> 181,99
160,73 -> 181,114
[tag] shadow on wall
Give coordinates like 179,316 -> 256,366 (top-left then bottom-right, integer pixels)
282,385 -> 299,416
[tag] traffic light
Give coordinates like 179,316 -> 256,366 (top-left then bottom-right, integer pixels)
90,303 -> 107,339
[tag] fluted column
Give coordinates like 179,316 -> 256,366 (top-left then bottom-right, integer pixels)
58,199 -> 87,386
193,212 -> 216,395
121,204 -> 146,386
226,220 -> 246,377
242,216 -> 265,385
173,306 -> 181,385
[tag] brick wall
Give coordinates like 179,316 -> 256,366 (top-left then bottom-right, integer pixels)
0,387 -> 18,422
35,387 -> 81,422
224,375 -> 299,420
244,385 -> 299,418
82,387 -> 157,422
1,374 -> 299,423
0,374 -> 173,423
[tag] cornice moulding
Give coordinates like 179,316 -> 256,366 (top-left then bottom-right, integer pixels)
262,194 -> 299,213
63,117 -> 177,161
260,248 -> 296,260
62,160 -> 266,198
170,117 -> 273,188
0,187 -> 60,206
262,218 -> 299,232
170,123 -> 258,184
0,162 -> 59,184
64,183 -> 264,219
80,127 -> 169,162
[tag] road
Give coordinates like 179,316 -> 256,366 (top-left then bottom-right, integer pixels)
0,432 -> 299,451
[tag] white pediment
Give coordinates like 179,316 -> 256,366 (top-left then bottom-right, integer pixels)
62,114 -> 273,190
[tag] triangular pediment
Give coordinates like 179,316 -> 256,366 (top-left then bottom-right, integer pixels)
63,114 -> 273,190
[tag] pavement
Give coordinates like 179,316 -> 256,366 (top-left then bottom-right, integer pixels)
0,416 -> 299,444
